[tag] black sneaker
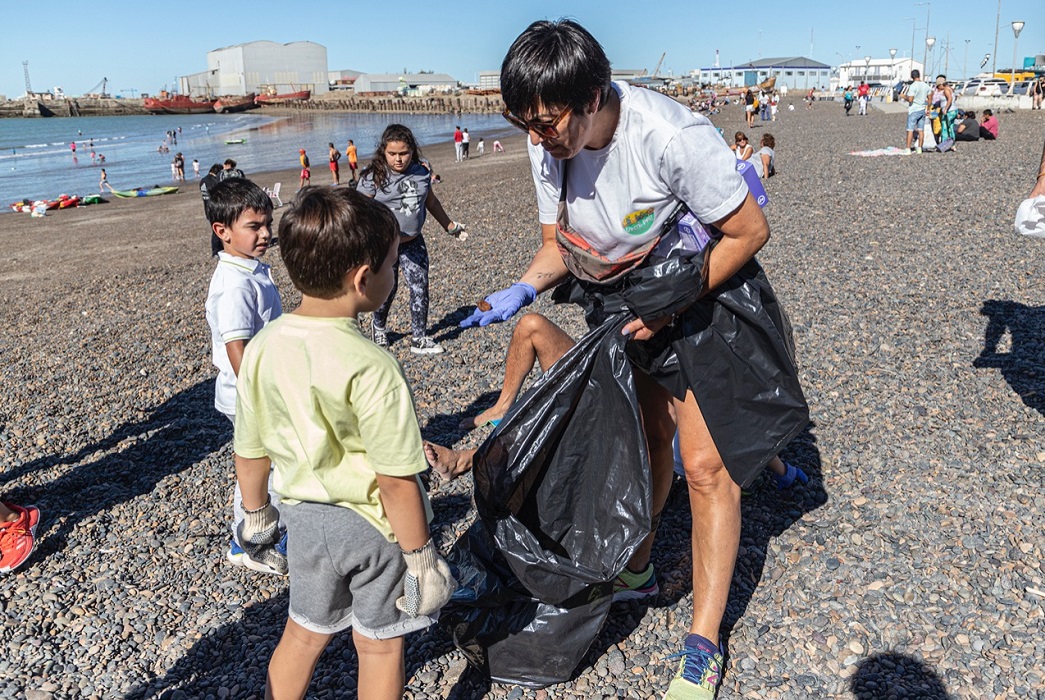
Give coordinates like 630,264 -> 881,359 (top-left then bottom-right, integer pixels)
410,336 -> 444,355
372,324 -> 388,348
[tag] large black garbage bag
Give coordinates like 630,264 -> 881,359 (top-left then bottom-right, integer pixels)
555,254 -> 809,489
442,313 -> 652,687
445,522 -> 614,688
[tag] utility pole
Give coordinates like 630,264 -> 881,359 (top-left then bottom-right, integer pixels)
944,33 -> 950,75
964,39 -> 971,78
922,3 -> 932,74
992,0 -> 1001,76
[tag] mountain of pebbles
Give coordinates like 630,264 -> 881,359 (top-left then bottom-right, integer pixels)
1,101 -> 1043,700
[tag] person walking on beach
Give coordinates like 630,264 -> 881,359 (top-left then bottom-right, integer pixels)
478,137 -> 485,156
857,81 -> 870,115
204,178 -> 287,576
900,69 -> 930,154
0,500 -> 41,574
174,152 -> 185,181
744,88 -> 756,127
193,159 -> 200,178
233,187 -> 455,700
346,140 -> 359,185
467,20 -> 808,698
453,126 -> 464,162
462,128 -> 471,159
328,143 -> 342,186
358,124 -> 468,355
298,149 -> 311,189
99,168 -> 115,194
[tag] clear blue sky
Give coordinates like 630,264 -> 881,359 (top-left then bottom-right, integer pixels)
2,0 -> 1042,97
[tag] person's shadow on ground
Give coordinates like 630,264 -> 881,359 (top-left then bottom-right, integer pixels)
2,380 -> 231,564
849,652 -> 954,699
973,300 -> 1045,415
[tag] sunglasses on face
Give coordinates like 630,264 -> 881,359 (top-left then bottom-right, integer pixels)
502,106 -> 573,138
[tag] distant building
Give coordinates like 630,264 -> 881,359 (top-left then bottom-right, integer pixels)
329,69 -> 363,91
353,73 -> 457,95
478,71 -> 500,91
835,58 -> 923,88
694,57 -> 832,90
612,68 -> 649,82
179,40 -> 329,97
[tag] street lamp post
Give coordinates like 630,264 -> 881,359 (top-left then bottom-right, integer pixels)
1010,21 -> 1024,94
926,36 -> 936,77
864,56 -> 872,83
890,48 -> 898,84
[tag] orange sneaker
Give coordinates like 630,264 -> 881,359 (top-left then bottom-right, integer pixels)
0,503 -> 40,574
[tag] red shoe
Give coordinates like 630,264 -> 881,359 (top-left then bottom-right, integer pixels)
0,503 -> 40,574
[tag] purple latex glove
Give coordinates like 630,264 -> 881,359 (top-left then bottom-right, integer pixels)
735,158 -> 769,208
459,282 -> 537,328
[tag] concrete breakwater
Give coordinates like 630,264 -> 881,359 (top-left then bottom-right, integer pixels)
0,97 -> 148,118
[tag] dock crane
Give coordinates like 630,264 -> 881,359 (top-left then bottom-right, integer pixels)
84,77 -> 110,98
651,52 -> 666,79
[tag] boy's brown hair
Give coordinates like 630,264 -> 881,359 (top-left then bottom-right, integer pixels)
278,187 -> 399,299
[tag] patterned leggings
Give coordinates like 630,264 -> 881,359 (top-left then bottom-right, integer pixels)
373,235 -> 429,338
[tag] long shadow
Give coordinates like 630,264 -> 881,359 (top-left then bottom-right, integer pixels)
849,652 -> 954,699
2,380 -> 231,562
973,300 -> 1045,415
431,305 -> 478,345
123,590 -> 458,699
582,423 -> 827,676
420,390 -> 499,447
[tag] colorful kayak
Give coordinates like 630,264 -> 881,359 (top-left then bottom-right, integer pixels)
111,187 -> 179,198
224,139 -> 247,145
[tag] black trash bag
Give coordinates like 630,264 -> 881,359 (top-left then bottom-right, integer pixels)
471,313 -> 652,603
445,522 -> 614,688
554,254 -> 809,489
442,313 -> 652,687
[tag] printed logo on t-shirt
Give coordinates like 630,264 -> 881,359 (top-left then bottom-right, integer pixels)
622,208 -> 655,236
397,178 -> 422,216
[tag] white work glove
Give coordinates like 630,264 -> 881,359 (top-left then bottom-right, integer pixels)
396,539 -> 457,617
446,221 -> 468,241
236,499 -> 287,576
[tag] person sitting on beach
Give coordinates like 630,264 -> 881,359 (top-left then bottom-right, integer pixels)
298,149 -> 311,189
980,110 -> 998,141
752,133 -> 776,179
732,131 -> 753,161
0,500 -> 41,575
99,168 -> 115,194
954,111 -> 980,142
204,178 -> 286,576
428,311 -> 807,491
233,186 -> 455,699
219,158 -> 245,181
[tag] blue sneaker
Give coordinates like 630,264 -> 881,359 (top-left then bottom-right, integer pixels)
774,462 -> 809,491
664,634 -> 724,699
227,535 -> 287,576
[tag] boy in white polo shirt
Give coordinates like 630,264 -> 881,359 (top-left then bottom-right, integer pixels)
233,186 -> 455,697
204,178 -> 286,576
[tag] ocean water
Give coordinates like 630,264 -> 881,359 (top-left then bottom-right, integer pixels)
0,112 -> 513,209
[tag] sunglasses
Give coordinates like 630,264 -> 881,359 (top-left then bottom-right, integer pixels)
502,106 -> 573,138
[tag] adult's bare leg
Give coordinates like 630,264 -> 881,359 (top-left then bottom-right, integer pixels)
624,370 -> 678,573
674,389 -> 741,644
462,313 -> 574,430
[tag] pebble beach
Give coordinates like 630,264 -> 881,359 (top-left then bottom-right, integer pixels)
1,101 -> 1043,699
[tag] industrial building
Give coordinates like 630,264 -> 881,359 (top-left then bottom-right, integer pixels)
179,41 -> 329,97
693,57 -> 833,91
352,73 -> 457,95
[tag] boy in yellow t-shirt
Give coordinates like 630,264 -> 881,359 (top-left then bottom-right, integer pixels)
233,186 -> 455,698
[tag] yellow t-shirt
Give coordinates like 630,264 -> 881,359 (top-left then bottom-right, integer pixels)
234,314 -> 431,541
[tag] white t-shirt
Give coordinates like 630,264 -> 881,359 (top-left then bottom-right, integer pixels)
529,81 -> 747,261
205,252 -> 283,414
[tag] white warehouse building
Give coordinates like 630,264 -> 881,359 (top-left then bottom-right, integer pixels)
179,40 -> 329,97
353,73 -> 457,95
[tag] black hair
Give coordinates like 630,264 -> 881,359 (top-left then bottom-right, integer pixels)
223,158 -> 237,168
911,69 -> 921,79
278,187 -> 399,299
208,163 -> 223,176
501,19 -> 612,118
964,110 -> 976,119
360,124 -> 423,192
205,177 -> 272,227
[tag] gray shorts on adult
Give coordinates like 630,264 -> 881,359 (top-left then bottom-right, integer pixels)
281,501 -> 436,639
906,109 -> 926,132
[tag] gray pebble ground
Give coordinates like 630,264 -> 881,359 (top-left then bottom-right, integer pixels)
1,100 -> 1043,699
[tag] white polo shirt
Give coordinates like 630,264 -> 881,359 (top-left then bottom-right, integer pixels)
205,252 -> 282,415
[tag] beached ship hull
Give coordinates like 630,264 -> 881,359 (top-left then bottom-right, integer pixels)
214,93 -> 258,114
255,90 -> 311,104
143,96 -> 217,115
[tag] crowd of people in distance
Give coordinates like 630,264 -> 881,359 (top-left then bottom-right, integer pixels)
899,70 -> 1001,154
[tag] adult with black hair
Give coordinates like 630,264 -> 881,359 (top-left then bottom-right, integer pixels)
461,19 -> 806,700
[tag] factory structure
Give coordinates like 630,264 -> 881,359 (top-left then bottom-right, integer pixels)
691,57 -> 833,91
179,41 -> 331,97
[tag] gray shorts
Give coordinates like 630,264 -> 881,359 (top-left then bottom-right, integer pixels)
280,501 -> 435,639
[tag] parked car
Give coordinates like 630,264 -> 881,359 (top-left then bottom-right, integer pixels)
961,78 -> 1010,96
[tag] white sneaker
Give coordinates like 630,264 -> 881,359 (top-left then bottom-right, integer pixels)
410,336 -> 444,355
